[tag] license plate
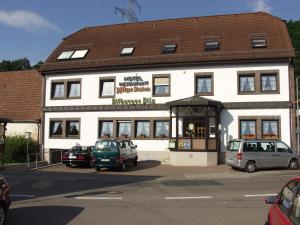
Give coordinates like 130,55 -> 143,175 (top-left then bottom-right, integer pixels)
101,159 -> 110,162
69,156 -> 76,159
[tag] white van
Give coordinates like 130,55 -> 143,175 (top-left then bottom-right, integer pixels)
225,139 -> 300,173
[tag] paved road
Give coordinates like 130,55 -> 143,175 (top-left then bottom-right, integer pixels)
3,163 -> 300,225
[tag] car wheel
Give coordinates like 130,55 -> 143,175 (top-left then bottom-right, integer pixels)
288,159 -> 299,170
95,167 -> 100,171
133,158 -> 138,167
120,162 -> 126,172
66,164 -> 71,167
245,161 -> 256,173
0,204 -> 6,225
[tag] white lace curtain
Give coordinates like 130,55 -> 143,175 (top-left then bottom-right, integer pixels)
69,83 -> 80,97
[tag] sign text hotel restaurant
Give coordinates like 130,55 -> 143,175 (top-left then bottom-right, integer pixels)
112,76 -> 155,105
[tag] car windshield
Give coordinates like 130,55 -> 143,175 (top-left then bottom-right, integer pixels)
70,146 -> 89,153
95,140 -> 118,152
227,141 -> 241,152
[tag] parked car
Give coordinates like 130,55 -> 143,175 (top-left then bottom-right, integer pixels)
62,146 -> 94,167
93,139 -> 138,172
225,139 -> 300,173
265,176 -> 300,225
0,175 -> 11,225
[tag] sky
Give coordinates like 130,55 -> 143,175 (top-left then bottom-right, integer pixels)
0,0 -> 300,65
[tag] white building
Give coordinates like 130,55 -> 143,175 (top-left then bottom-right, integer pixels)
40,12 -> 296,166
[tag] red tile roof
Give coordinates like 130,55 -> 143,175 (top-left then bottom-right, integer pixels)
40,12 -> 294,73
0,70 -> 42,122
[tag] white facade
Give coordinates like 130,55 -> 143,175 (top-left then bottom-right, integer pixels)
43,62 -> 292,165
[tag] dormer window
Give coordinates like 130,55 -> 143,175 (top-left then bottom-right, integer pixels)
71,49 -> 89,59
57,49 -> 89,60
252,39 -> 267,48
162,44 -> 177,53
57,51 -> 74,60
205,41 -> 219,51
120,47 -> 135,56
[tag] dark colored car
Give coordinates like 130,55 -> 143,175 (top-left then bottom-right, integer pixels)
93,139 -> 138,172
265,176 -> 300,225
0,175 -> 11,225
62,146 -> 94,167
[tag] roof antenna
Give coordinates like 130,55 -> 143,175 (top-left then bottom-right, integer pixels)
115,0 -> 141,23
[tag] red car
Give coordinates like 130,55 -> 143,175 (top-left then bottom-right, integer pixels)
265,176 -> 300,225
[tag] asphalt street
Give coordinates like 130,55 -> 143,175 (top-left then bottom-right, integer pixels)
2,163 -> 300,225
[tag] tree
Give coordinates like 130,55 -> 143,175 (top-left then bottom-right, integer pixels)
287,20 -> 300,77
0,58 -> 32,72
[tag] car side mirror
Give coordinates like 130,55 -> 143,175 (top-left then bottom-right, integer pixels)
134,145 -> 137,149
265,195 -> 277,204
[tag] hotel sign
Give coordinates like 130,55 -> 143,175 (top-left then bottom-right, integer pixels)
117,76 -> 151,94
112,97 -> 155,105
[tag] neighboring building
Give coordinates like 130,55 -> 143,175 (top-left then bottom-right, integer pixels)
0,70 -> 42,141
40,12 -> 295,166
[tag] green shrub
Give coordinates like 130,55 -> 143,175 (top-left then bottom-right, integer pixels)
4,136 -> 38,163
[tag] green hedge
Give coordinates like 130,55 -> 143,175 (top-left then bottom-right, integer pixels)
4,136 -> 38,163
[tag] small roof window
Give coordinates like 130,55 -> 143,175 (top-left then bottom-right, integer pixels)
252,39 -> 267,48
120,47 -> 135,56
162,44 -> 177,53
57,51 -> 74,60
71,49 -> 89,59
205,41 -> 219,51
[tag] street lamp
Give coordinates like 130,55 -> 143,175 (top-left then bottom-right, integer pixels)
25,132 -> 31,169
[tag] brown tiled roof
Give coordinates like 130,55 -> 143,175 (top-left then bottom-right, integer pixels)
40,12 -> 295,73
0,70 -> 42,122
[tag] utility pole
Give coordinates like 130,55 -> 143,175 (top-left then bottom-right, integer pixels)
115,0 -> 141,23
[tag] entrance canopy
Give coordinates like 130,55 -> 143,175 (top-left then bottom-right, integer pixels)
166,96 -> 223,108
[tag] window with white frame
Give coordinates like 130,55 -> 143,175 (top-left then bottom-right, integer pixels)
100,78 -> 115,97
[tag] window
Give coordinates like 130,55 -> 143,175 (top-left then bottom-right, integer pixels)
153,75 -> 170,96
239,75 -> 255,93
66,120 -> 80,137
100,78 -> 115,97
240,120 -> 256,139
262,120 -> 279,139
136,121 -> 150,138
195,75 -> 213,95
50,120 -> 63,137
154,121 -> 169,138
51,80 -> 81,99
162,44 -> 177,53
57,51 -> 74,60
51,82 -> 65,98
243,141 -> 274,152
205,41 -> 219,51
278,182 -> 297,216
252,39 -> 267,48
120,47 -> 135,56
276,142 -> 291,153
49,119 -> 80,138
290,190 -> 300,224
261,74 -> 277,92
99,121 -> 113,138
70,49 -> 89,59
67,81 -> 81,98
57,49 -> 89,60
118,121 -> 131,138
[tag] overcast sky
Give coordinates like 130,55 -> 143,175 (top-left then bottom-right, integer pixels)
1,0 -> 300,64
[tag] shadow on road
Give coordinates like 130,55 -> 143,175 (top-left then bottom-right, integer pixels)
6,205 -> 84,225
